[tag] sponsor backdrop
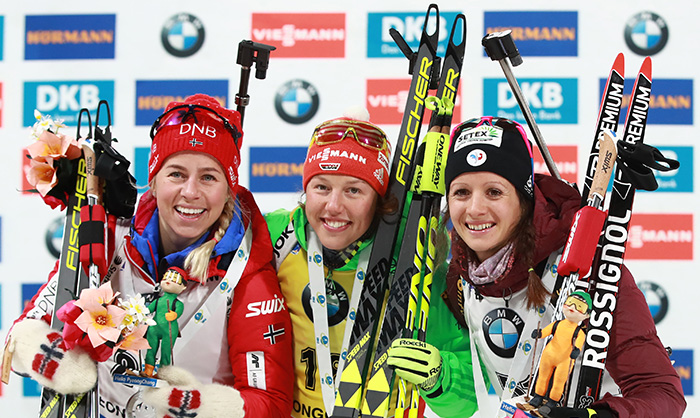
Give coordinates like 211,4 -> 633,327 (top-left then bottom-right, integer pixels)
0,0 -> 697,416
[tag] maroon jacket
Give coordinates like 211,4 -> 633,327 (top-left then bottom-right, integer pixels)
443,174 -> 685,418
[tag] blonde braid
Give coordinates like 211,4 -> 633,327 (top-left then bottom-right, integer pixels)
184,198 -> 236,283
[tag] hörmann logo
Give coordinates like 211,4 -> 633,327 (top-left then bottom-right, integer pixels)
484,78 -> 577,124
249,146 -> 307,193
484,11 -> 578,56
23,81 -> 114,126
613,79 -> 693,125
25,14 -> 115,60
251,13 -> 345,58
134,79 -> 228,126
367,11 -> 460,58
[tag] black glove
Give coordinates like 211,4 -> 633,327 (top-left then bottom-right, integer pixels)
570,347 -> 581,359
539,405 -> 614,418
532,329 -> 542,339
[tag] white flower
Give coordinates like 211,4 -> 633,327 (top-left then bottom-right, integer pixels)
119,295 -> 156,329
30,110 -> 66,140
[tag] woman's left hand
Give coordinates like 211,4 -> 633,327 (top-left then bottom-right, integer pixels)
387,338 -> 443,391
143,366 -> 244,418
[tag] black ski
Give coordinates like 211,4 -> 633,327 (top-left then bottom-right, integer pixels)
330,5 -> 440,417
361,13 -> 466,418
39,110 -> 92,418
573,57 -> 652,408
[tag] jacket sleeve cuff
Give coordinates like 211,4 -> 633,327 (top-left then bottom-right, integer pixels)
422,353 -> 450,399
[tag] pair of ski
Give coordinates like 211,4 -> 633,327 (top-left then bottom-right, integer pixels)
538,53 -> 675,410
481,30 -> 677,415
38,102 -> 119,418
331,4 -> 466,418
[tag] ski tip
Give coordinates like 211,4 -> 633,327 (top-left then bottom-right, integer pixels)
613,52 -> 625,73
640,56 -> 652,81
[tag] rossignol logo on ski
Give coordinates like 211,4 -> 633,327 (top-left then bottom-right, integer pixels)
395,56 -> 433,186
582,209 -> 631,370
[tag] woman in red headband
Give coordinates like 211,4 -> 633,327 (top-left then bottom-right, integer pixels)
265,108 -> 395,418
8,94 -> 293,418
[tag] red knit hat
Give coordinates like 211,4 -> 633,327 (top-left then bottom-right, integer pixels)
148,94 -> 243,192
302,110 -> 391,196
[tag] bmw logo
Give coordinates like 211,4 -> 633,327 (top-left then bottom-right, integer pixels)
45,217 -> 64,259
482,308 -> 525,358
161,13 -> 205,58
302,280 -> 350,326
624,11 -> 669,56
274,79 -> 320,124
638,281 -> 669,324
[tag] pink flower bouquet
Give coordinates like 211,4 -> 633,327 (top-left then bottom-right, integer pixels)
24,110 -> 84,210
56,282 -> 155,362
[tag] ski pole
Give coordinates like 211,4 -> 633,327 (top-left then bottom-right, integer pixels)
235,40 -> 276,128
167,300 -> 174,367
482,30 -> 561,180
553,131 -> 617,321
527,320 -> 542,401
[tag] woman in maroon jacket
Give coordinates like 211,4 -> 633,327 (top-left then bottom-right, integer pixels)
391,116 -> 685,418
7,94 -> 293,417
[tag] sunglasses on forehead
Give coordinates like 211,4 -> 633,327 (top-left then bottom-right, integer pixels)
565,295 -> 590,314
453,116 -> 533,156
150,104 -> 243,148
311,119 -> 390,152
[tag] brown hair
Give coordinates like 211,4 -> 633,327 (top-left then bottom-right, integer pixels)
443,188 -> 549,309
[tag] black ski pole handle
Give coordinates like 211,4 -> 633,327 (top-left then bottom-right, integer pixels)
235,40 -> 276,128
482,30 -> 561,180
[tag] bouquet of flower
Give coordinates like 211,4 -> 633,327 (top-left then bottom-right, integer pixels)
56,282 -> 156,363
24,110 -> 85,210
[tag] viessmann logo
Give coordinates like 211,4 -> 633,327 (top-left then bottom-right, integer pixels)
25,14 -> 116,60
251,13 -> 345,58
627,214 -> 693,260
533,145 -> 577,185
484,11 -> 578,56
366,78 -> 462,125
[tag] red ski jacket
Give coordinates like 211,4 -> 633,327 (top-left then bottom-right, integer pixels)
13,187 -> 293,418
